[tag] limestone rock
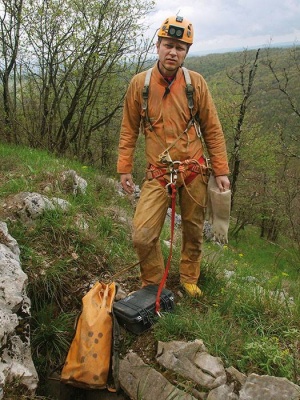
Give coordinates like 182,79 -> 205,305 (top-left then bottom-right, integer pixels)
156,339 -> 227,390
207,383 -> 238,400
226,366 -> 247,388
239,373 -> 300,400
4,192 -> 71,222
0,222 -> 38,398
119,352 -> 197,400
60,170 -> 87,195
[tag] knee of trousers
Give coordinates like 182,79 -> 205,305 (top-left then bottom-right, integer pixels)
132,226 -> 157,250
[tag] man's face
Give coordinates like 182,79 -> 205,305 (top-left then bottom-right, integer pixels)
156,38 -> 188,76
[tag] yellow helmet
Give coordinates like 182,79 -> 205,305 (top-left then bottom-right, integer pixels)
158,16 -> 194,45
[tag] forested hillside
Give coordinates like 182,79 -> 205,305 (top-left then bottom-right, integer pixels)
186,46 -> 300,139
0,0 -> 299,254
186,46 -> 300,250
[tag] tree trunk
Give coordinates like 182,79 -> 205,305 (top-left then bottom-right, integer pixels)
228,49 -> 260,209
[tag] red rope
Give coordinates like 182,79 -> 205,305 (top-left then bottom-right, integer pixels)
155,183 -> 177,314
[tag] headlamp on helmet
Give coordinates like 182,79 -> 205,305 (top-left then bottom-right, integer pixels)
158,16 -> 193,45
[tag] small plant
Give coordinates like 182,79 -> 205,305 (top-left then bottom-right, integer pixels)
238,334 -> 296,380
27,261 -> 73,311
96,215 -> 114,238
31,305 -> 75,378
283,328 -> 300,383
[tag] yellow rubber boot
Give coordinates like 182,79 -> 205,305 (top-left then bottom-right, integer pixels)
181,283 -> 203,298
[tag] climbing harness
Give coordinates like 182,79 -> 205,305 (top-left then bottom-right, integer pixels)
146,155 -> 210,205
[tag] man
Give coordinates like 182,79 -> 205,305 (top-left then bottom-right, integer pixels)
117,16 -> 230,297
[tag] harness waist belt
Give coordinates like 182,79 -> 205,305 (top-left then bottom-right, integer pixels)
146,156 -> 207,181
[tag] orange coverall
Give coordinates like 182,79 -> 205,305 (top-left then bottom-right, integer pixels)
117,62 -> 229,286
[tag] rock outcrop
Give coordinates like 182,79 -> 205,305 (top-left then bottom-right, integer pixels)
119,352 -> 197,400
156,340 -> 227,390
0,222 -> 38,399
119,343 -> 300,400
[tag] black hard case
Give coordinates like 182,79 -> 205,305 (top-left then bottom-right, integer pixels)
113,285 -> 174,335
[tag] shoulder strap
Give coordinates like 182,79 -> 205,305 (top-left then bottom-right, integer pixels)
182,66 -> 194,112
142,67 -> 153,111
142,68 -> 154,131
182,67 -> 204,142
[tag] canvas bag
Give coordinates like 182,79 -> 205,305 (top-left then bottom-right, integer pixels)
206,175 -> 231,244
61,281 -> 118,390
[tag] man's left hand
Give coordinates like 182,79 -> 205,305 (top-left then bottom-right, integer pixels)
215,175 -> 230,192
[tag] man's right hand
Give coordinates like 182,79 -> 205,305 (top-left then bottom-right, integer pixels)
120,173 -> 135,194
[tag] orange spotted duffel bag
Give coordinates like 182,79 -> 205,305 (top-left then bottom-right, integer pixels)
61,281 -> 119,391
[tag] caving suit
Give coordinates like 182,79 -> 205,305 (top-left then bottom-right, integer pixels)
117,62 -> 229,286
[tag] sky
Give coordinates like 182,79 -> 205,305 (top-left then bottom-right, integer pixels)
144,0 -> 300,55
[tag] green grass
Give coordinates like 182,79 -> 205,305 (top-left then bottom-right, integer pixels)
31,305 -> 75,374
0,142 -> 299,397
227,226 -> 298,274
200,225 -> 300,302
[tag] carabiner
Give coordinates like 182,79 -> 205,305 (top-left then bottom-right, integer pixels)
159,150 -> 173,165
